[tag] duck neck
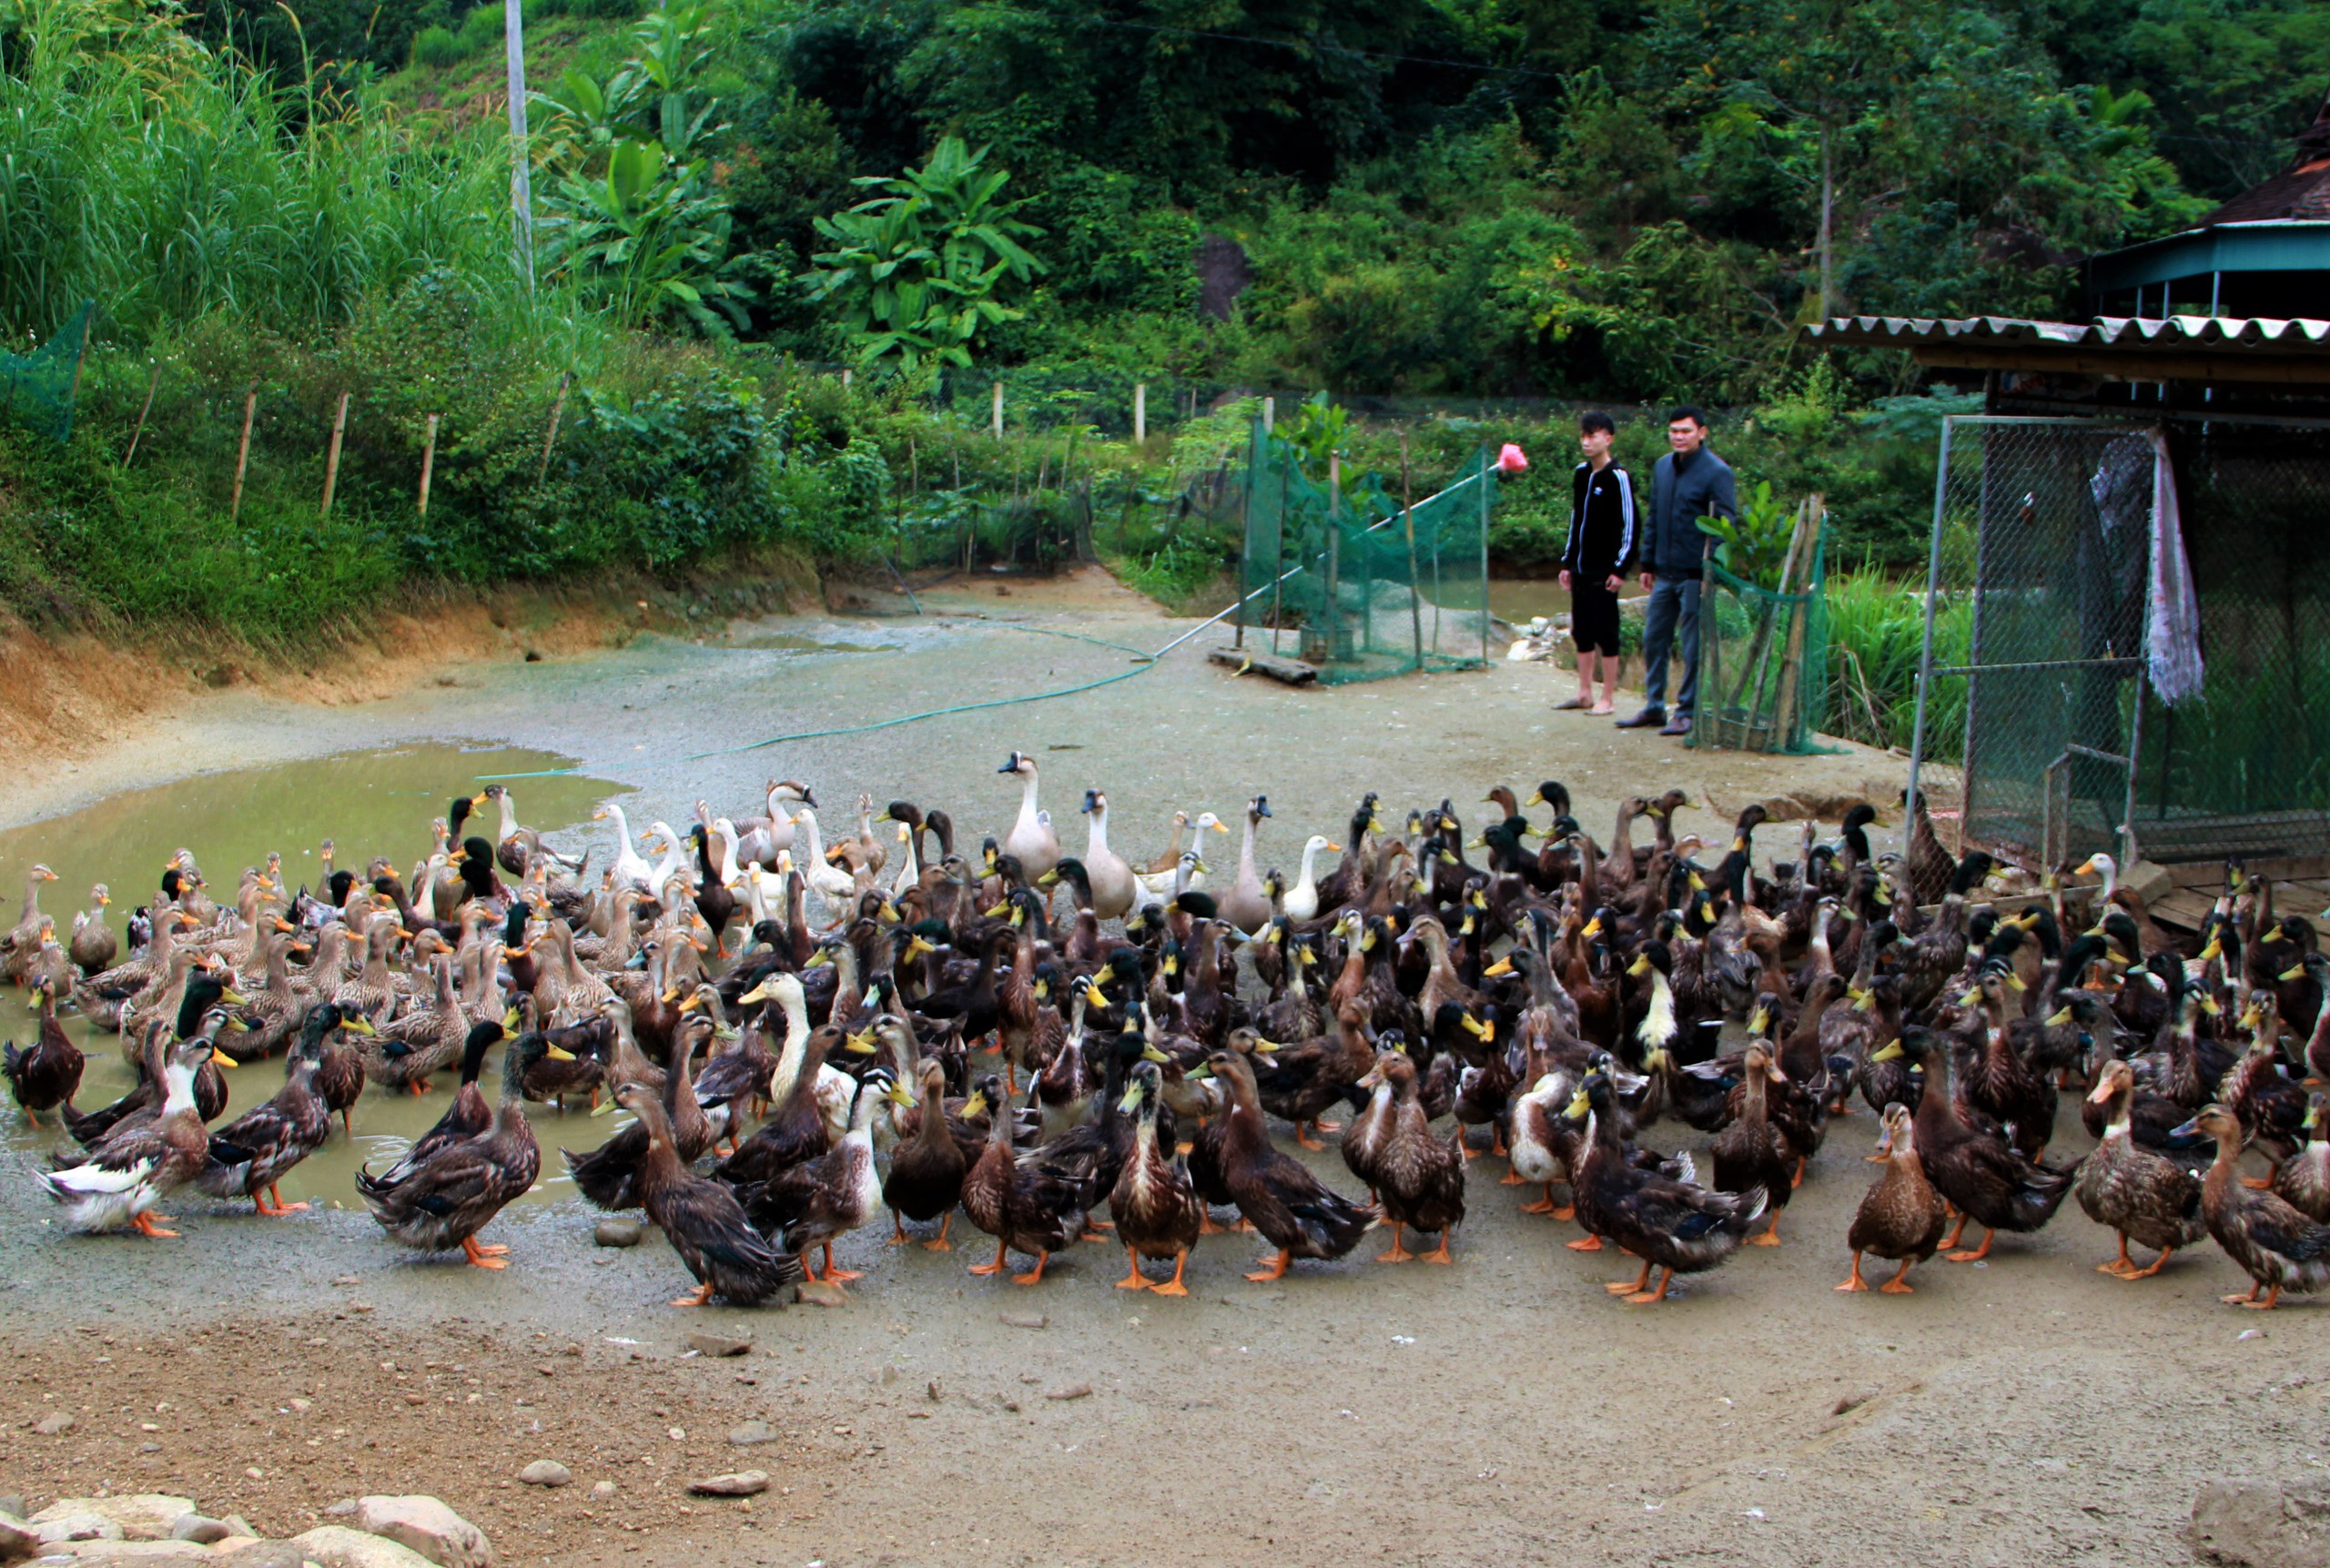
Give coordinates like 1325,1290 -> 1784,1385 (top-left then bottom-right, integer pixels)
1087,803 -> 1110,860
1016,772 -> 1042,835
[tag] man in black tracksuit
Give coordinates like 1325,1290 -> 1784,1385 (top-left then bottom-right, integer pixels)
1616,404 -> 1737,738
1555,410 -> 1634,713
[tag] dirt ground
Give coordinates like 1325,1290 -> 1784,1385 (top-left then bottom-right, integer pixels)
0,569 -> 2314,1567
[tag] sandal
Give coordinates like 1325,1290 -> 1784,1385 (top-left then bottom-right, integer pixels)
1554,696 -> 1592,711
1589,701 -> 1616,715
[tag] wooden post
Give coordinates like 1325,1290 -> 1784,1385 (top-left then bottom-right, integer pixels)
840,368 -> 852,389
990,380 -> 1004,440
907,437 -> 918,493
1401,431 -> 1423,669
418,412 -> 441,516
1261,395 -> 1275,433
1133,382 -> 1146,447
319,390 -> 350,517
121,363 -> 160,468
537,370 -> 570,483
1771,495 -> 1823,746
229,382 -> 257,521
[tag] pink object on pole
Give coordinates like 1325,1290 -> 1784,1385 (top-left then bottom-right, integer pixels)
1495,442 -> 1528,473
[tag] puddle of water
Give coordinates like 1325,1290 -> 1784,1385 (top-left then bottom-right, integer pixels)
722,631 -> 905,654
0,744 -> 630,1213
1487,578 -> 1651,628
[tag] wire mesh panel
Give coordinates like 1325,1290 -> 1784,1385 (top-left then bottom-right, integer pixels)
1910,417 -> 2153,868
1694,524 -> 1831,754
0,301 -> 91,441
2130,421 -> 2330,859
1238,427 -> 1493,683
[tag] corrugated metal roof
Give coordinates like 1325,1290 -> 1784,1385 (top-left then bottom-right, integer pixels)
1810,314 -> 2330,351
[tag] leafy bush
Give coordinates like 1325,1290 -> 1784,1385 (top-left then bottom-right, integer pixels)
454,3 -> 503,54
410,25 -> 463,66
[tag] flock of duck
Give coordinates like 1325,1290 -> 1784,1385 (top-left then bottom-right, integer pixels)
6,761 -> 2330,1310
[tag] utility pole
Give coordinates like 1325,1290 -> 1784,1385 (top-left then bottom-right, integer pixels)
504,0 -> 535,291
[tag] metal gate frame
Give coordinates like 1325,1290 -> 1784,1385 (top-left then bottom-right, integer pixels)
1904,414 -> 2158,870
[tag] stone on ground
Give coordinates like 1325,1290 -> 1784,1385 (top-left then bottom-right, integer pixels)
515,1461 -> 572,1488
285,1525 -> 443,1568
2191,1479 -> 2330,1568
34,1498 -> 194,1543
352,1498 -> 493,1568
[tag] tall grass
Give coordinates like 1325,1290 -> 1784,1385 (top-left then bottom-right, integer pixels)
0,0 -> 513,342
1822,568 -> 1972,758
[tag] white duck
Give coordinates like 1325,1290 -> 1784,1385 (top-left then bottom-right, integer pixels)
791,809 -> 860,920
889,821 -> 922,900
998,751 -> 1061,882
1079,789 -> 1138,921
1135,813 -> 1223,898
596,801 -> 658,891
1281,834 -> 1342,924
643,822 -> 697,893
1216,794 -> 1274,935
758,971 -> 856,1141
735,781 -> 816,869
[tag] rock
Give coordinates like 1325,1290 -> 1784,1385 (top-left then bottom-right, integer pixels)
31,1516 -> 122,1546
592,1218 -> 641,1249
31,1411 -> 75,1435
50,1543 -> 215,1564
0,1498 -> 24,1521
210,1544 -> 309,1568
685,1333 -> 750,1359
726,1421 -> 780,1447
2191,1479 -> 2330,1568
1044,1383 -> 1093,1401
323,1503 -> 359,1520
514,1462 -> 571,1489
795,1280 -> 848,1308
167,1517 -> 232,1544
0,1512 -> 35,1561
998,1312 -> 1048,1330
284,1527 -> 441,1568
221,1517 -> 257,1541
61,1499 -> 195,1543
351,1498 -> 492,1568
587,1482 -> 615,1502
684,1472 -> 769,1499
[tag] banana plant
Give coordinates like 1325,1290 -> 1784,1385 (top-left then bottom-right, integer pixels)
804,136 -> 1044,369
538,137 -> 753,336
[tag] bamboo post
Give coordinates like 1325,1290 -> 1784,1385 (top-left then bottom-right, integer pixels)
319,390 -> 350,516
1133,382 -> 1146,448
1401,431 -> 1423,669
1771,495 -> 1823,745
537,371 -> 571,483
67,308 -> 92,410
990,380 -> 1004,440
1729,498 -> 1814,745
417,412 -> 441,516
229,382 -> 257,521
121,362 -> 160,468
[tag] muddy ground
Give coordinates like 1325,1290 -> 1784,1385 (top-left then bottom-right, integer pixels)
0,570 -> 2313,1567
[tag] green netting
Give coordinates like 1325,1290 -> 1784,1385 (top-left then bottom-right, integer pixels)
0,301 -> 92,442
1690,519 -> 1833,754
1236,422 -> 1493,683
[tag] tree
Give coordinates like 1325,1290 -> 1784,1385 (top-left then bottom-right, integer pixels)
803,136 -> 1044,369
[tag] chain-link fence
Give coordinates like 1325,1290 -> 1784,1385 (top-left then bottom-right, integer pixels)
1694,513 -> 1832,754
1905,413 -> 2330,870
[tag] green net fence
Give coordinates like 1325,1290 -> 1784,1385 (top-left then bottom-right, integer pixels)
1238,424 -> 1493,683
0,301 -> 90,441
1689,516 -> 1833,754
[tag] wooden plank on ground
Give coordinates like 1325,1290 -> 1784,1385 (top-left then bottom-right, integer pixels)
1211,647 -> 1318,685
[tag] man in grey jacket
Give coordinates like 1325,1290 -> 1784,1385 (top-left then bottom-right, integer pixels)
1616,405 -> 1737,737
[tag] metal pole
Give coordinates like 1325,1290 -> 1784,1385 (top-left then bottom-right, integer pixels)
1261,396 -> 1274,433
1904,417 -> 1957,851
1477,446 -> 1490,668
503,0 -> 534,290
1133,382 -> 1146,447
1324,451 -> 1342,663
991,380 -> 1004,440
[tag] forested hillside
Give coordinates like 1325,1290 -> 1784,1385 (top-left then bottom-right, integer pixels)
0,0 -> 2322,647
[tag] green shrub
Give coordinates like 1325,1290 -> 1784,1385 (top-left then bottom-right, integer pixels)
572,0 -> 637,19
410,24 -> 462,65
454,4 -> 502,54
